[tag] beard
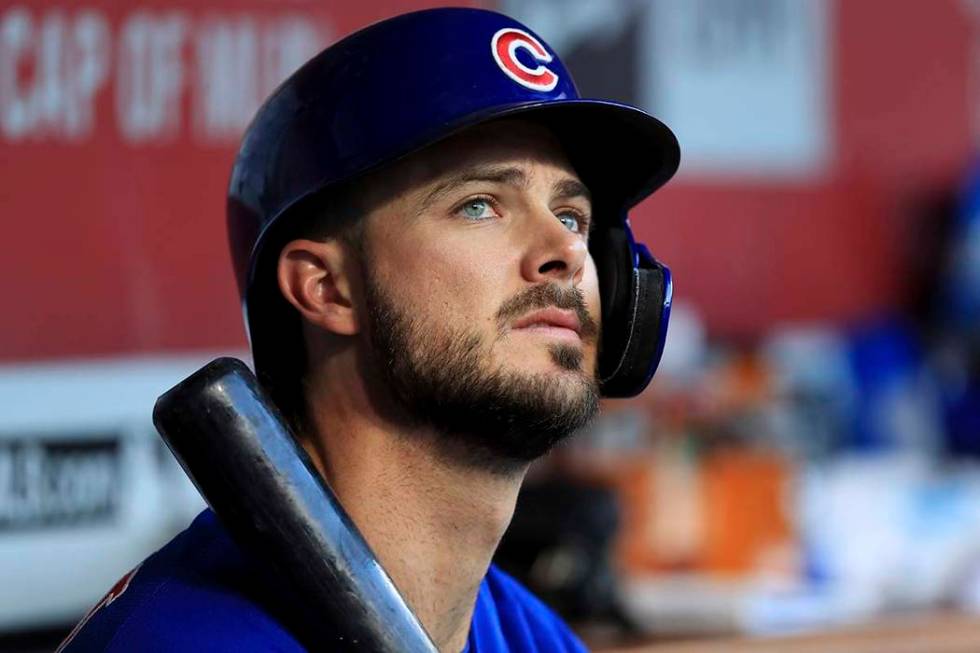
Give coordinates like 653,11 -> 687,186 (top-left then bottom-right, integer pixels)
360,273 -> 600,473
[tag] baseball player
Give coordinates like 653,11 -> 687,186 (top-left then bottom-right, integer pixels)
58,8 -> 679,652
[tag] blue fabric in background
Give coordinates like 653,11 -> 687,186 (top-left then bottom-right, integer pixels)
845,315 -> 930,453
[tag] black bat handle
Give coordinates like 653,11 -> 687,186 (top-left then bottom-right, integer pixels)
153,357 -> 438,652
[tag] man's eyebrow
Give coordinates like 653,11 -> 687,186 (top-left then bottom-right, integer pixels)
418,165 -> 529,213
553,178 -> 591,205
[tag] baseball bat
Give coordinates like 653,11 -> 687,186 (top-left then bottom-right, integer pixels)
153,357 -> 438,652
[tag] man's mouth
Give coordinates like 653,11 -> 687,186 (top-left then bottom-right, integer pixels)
510,308 -> 582,342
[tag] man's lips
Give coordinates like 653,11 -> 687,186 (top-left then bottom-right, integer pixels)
510,308 -> 582,341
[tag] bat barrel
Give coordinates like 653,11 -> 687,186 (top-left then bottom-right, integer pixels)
153,357 -> 437,653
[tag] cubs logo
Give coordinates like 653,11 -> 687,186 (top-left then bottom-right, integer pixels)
491,28 -> 558,92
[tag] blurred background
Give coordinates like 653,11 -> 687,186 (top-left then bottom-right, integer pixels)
2,0 -> 980,650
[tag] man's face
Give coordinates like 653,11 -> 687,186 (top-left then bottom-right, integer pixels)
355,120 -> 601,471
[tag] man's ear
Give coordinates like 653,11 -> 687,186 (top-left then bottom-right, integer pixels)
278,239 -> 360,336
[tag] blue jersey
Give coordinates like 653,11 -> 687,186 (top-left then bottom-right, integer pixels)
58,510 -> 588,652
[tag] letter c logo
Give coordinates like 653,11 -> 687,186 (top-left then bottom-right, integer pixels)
491,28 -> 559,92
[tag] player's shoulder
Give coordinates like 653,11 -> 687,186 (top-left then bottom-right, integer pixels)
469,564 -> 588,652
57,510 -> 306,653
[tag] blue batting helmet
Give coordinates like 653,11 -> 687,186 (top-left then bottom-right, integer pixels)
227,7 -> 680,398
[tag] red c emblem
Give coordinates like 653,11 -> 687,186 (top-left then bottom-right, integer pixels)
491,28 -> 559,92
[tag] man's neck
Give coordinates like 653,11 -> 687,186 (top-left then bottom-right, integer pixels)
303,382 -> 527,653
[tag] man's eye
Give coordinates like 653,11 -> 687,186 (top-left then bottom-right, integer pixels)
459,199 -> 495,220
557,212 -> 586,233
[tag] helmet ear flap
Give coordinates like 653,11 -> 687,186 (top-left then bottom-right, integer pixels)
593,224 -> 672,398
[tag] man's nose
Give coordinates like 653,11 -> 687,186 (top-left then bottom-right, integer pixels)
519,207 -> 588,285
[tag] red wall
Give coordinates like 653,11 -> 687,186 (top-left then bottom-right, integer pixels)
0,1 -> 471,361
631,0 -> 973,338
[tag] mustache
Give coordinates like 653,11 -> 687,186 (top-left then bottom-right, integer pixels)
496,284 -> 599,341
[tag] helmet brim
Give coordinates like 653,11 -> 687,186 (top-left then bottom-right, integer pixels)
320,98 -> 681,226
451,99 -> 681,214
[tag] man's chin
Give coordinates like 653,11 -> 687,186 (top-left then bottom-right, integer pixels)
498,344 -> 597,376
494,364 -> 600,424
414,362 -> 600,471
